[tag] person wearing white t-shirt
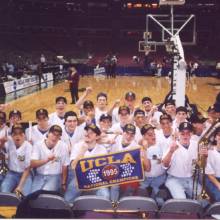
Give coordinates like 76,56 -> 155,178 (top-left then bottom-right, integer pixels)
141,97 -> 162,128
31,125 -> 69,193
0,124 -> 32,196
25,109 -> 50,145
205,128 -> 220,202
110,123 -> 140,202
162,122 -> 208,199
137,124 -> 166,205
49,96 -> 67,129
156,114 -> 175,155
172,106 -> 188,132
112,91 -> 136,124
61,111 -> 85,154
64,124 -> 109,203
190,113 -> 208,143
164,100 -> 176,121
8,110 -> 22,136
133,109 -> 146,143
110,105 -> 132,135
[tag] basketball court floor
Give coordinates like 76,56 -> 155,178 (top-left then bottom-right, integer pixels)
3,75 -> 220,121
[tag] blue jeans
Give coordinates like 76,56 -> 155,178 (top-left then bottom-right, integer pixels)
206,176 -> 220,202
165,175 -> 201,199
64,168 -> 110,203
31,173 -> 61,193
139,174 -> 166,196
0,170 -> 32,196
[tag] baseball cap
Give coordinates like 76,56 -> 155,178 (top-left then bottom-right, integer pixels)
123,123 -> 136,134
11,123 -> 24,134
189,113 -> 207,124
207,105 -> 214,113
36,108 -> 48,119
176,106 -> 188,114
83,100 -> 94,109
125,91 -> 136,101
55,96 -> 67,104
99,113 -> 112,122
118,105 -> 130,114
9,110 -> 22,119
179,122 -> 193,132
214,103 -> 220,113
160,113 -> 172,122
164,100 -> 176,107
49,125 -> 62,135
85,123 -> 101,135
134,109 -> 145,117
141,97 -> 152,103
141,124 -> 155,135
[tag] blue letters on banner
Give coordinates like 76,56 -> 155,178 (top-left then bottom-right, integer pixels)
75,148 -> 144,190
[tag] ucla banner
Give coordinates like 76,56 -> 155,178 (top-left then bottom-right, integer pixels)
75,148 -> 144,190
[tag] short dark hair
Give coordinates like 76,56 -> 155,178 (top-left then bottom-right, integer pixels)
55,96 -> 67,104
97,92 -> 107,101
64,111 -> 78,123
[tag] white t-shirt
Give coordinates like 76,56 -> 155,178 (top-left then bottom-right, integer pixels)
109,123 -> 124,134
206,147 -> 220,178
25,125 -> 49,145
31,139 -> 69,175
110,135 -> 139,153
70,141 -> 107,161
0,125 -> 8,138
163,140 -> 198,178
61,123 -> 85,152
144,144 -> 165,177
112,107 -> 120,124
145,111 -> 162,126
5,139 -> 32,173
134,126 -> 142,144
155,129 -> 172,156
49,112 -> 65,129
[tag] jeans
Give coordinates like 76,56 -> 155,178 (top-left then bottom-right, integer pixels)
165,175 -> 201,199
0,170 -> 32,196
64,168 -> 110,203
206,176 -> 220,202
31,173 -> 61,193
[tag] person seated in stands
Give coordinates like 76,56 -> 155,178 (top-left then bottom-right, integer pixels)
156,114 -> 175,155
190,113 -> 208,143
205,127 -> 220,202
8,110 -> 22,136
162,122 -> 208,199
30,125 -> 69,193
133,109 -> 146,143
64,124 -> 109,203
110,106 -> 132,134
141,96 -> 162,128
112,91 -> 137,124
25,109 -> 50,145
49,96 -> 67,129
110,124 -> 139,203
172,106 -> 188,131
61,111 -> 85,154
0,124 -> 32,196
163,100 -> 176,121
75,87 -> 118,124
137,124 -> 166,206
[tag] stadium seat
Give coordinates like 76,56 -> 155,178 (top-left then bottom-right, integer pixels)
0,192 -> 21,218
0,192 -> 21,206
73,195 -> 113,211
204,202 -> 220,218
117,196 -> 158,212
29,194 -> 72,218
159,199 -> 203,219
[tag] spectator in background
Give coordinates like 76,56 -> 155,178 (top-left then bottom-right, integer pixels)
67,66 -> 80,104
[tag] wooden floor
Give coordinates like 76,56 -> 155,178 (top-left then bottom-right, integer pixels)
4,76 -> 220,121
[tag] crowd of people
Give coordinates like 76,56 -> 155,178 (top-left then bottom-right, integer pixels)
0,89 -> 220,208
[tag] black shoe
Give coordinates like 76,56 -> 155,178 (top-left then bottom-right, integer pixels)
70,102 -> 75,104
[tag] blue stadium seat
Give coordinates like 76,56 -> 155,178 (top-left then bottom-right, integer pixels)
159,199 -> 203,219
0,192 -> 21,206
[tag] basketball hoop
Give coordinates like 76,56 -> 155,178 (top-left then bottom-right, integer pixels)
159,0 -> 185,5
